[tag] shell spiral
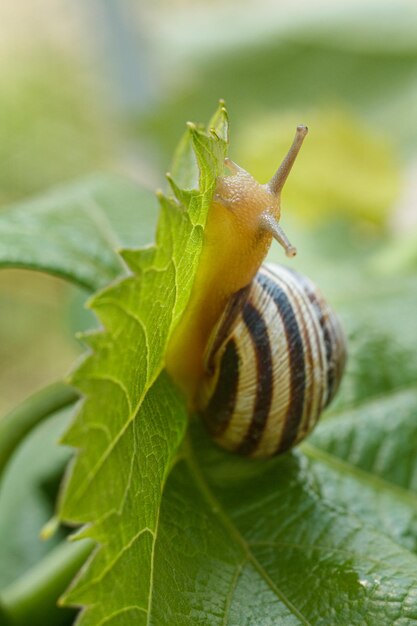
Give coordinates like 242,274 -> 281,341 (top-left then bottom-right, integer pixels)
198,264 -> 346,458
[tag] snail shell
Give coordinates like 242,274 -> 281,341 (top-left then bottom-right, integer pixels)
198,264 -> 346,458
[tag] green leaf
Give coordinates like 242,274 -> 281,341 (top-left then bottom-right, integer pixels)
0,53 -> 113,206
0,382 -> 77,478
0,539 -> 93,626
309,385 -> 417,491
303,401 -> 417,555
14,105 -> 413,623
137,271 -> 417,624
0,406 -> 74,589
371,228 -> 417,276
0,175 -> 158,292
58,106 -> 228,623
145,424 -> 417,625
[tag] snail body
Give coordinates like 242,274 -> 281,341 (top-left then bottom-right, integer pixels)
166,124 -> 346,458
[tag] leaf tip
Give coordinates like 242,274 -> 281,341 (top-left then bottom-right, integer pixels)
57,595 -> 65,608
40,516 -> 60,541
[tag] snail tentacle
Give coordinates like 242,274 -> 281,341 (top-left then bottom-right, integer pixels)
268,125 -> 308,196
259,211 -> 297,257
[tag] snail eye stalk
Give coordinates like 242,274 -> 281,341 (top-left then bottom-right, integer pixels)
268,125 -> 308,196
259,211 -> 297,257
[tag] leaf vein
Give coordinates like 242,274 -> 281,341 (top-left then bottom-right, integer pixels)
77,527 -> 155,592
184,436 -> 311,626
222,560 -> 246,626
98,604 -> 148,625
302,442 -> 417,508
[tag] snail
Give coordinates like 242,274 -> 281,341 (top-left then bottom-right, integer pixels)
166,125 -> 346,458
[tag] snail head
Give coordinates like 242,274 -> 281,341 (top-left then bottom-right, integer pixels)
213,125 -> 308,258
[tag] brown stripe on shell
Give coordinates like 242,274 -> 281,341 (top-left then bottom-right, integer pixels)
256,271 -> 306,454
284,267 -> 346,406
300,278 -> 335,405
236,300 -> 273,456
265,266 -> 321,439
271,267 -> 327,446
248,278 -> 291,458
201,339 -> 240,437
272,266 -> 328,434
204,285 -> 251,376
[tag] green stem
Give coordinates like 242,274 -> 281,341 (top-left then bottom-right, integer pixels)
0,539 -> 93,626
0,382 -> 79,478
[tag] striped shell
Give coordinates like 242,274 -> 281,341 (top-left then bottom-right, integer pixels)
198,264 -> 346,458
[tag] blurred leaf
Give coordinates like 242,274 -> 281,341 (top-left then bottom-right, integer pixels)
157,1 -> 417,59
58,107 -> 228,624
135,0 -> 417,198
0,408 -> 73,589
0,539 -> 92,626
235,109 -> 400,228
0,53 -> 114,206
333,326 -> 417,411
371,229 -> 417,275
336,274 -> 417,361
0,382 -> 77,477
0,175 -> 158,292
0,271 -> 81,416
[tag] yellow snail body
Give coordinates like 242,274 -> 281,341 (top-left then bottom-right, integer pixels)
166,125 -> 346,458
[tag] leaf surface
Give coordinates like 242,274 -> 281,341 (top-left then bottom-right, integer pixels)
140,273 -> 417,625
0,175 -> 158,291
0,407 -> 73,589
58,107 -> 229,624
144,422 -> 417,625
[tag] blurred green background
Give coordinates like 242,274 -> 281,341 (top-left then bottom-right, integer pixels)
1,0 -> 417,414
0,0 -> 416,616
